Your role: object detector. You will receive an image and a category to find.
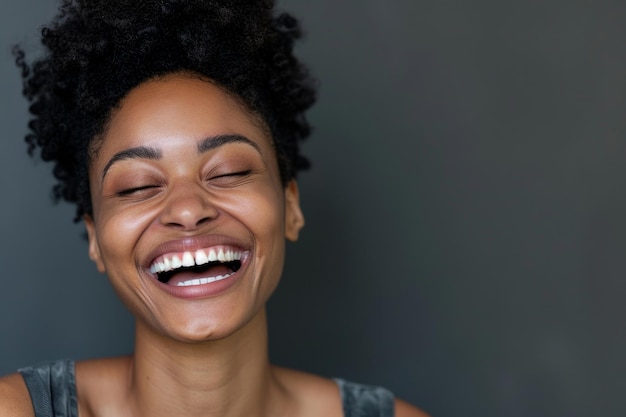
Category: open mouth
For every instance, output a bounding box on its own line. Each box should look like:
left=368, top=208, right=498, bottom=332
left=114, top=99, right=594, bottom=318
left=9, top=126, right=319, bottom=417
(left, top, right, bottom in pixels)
left=149, top=247, right=245, bottom=287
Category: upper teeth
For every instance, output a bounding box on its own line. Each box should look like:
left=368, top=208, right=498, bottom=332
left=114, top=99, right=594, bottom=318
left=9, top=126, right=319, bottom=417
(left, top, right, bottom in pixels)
left=150, top=248, right=243, bottom=274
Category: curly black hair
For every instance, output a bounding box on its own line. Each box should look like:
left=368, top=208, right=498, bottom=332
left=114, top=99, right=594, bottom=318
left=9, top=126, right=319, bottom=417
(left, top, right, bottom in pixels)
left=14, top=0, right=316, bottom=221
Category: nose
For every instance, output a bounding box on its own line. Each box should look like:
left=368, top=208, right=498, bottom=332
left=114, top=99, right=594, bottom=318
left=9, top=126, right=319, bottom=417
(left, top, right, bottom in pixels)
left=159, top=182, right=218, bottom=230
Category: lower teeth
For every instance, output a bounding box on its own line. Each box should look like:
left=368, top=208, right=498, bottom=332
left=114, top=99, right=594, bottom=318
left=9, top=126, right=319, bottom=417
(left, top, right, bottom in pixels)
left=176, top=273, right=232, bottom=287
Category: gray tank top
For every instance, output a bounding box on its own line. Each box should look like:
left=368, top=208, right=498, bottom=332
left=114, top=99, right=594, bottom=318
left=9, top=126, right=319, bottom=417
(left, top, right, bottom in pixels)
left=19, top=360, right=395, bottom=417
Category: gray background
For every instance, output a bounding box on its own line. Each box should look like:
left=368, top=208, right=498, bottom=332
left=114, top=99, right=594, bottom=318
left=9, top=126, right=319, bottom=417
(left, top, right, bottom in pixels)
left=1, top=1, right=625, bottom=416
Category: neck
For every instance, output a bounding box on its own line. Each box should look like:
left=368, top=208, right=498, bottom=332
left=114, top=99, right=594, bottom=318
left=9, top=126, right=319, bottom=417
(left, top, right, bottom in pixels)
left=125, top=309, right=288, bottom=417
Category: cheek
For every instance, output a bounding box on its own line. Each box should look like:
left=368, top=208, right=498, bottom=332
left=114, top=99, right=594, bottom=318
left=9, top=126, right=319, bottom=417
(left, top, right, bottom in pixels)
left=96, top=206, right=157, bottom=266
left=233, top=189, right=287, bottom=297
left=227, top=187, right=285, bottom=238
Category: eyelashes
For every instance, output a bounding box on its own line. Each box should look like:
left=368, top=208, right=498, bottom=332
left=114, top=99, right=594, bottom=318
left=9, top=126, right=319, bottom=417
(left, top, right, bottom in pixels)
left=115, top=170, right=254, bottom=197
left=117, top=185, right=161, bottom=197
left=205, top=169, right=254, bottom=187
left=209, top=169, right=252, bottom=180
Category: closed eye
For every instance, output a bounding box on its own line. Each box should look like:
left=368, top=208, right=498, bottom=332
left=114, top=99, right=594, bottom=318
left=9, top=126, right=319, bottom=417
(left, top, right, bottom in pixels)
left=117, top=185, right=160, bottom=196
left=207, top=170, right=254, bottom=187
left=211, top=170, right=252, bottom=179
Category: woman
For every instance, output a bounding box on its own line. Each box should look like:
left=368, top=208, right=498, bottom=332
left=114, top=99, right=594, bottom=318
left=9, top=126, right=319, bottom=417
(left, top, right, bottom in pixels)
left=0, top=1, right=429, bottom=416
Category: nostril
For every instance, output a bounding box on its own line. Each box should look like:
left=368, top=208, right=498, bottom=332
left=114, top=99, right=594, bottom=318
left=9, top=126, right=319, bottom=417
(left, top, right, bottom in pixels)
left=164, top=214, right=216, bottom=230
left=196, top=216, right=212, bottom=227
left=159, top=189, right=219, bottom=230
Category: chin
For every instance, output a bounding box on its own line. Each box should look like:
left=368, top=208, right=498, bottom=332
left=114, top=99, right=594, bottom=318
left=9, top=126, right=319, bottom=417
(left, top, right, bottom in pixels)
left=145, top=304, right=265, bottom=344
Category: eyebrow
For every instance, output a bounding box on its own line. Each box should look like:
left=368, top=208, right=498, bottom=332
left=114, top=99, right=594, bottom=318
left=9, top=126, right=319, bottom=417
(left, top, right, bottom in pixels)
left=101, top=134, right=262, bottom=182
left=197, top=134, right=262, bottom=155
left=101, top=146, right=162, bottom=182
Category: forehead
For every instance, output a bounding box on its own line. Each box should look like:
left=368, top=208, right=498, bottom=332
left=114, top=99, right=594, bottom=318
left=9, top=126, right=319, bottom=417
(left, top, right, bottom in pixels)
left=91, top=74, right=272, bottom=162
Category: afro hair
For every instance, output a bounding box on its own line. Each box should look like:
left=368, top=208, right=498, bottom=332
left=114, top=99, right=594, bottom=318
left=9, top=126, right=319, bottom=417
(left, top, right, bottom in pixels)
left=14, top=0, right=317, bottom=221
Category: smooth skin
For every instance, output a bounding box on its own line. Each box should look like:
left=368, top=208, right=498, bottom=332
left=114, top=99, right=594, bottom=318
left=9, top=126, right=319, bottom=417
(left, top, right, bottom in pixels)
left=0, top=74, right=430, bottom=417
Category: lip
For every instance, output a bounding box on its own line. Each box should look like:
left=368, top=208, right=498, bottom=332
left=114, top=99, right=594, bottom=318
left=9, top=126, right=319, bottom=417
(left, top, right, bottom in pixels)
left=144, top=234, right=251, bottom=267
left=141, top=234, right=252, bottom=300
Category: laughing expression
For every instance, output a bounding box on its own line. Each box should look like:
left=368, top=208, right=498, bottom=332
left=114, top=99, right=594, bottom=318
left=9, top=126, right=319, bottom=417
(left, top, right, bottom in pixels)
left=84, top=73, right=304, bottom=342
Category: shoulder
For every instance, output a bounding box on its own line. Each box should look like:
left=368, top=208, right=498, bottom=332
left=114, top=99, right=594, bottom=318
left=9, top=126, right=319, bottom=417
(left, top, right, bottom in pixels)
left=273, top=367, right=432, bottom=417
left=395, top=398, right=432, bottom=417
left=0, top=373, right=35, bottom=417
left=335, top=378, right=430, bottom=417
left=75, top=356, right=133, bottom=415
left=272, top=367, right=344, bottom=417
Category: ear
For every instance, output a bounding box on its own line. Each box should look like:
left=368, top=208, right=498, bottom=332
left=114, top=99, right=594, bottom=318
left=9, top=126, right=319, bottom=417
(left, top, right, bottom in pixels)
left=284, top=180, right=305, bottom=242
left=84, top=215, right=106, bottom=273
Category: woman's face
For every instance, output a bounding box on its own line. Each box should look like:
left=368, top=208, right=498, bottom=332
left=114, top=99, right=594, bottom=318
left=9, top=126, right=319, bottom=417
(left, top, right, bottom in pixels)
left=84, top=73, right=304, bottom=342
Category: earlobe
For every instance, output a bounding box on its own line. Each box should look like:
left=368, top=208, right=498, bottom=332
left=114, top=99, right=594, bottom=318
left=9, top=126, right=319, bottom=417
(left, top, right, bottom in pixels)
left=284, top=180, right=305, bottom=242
left=84, top=215, right=106, bottom=273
